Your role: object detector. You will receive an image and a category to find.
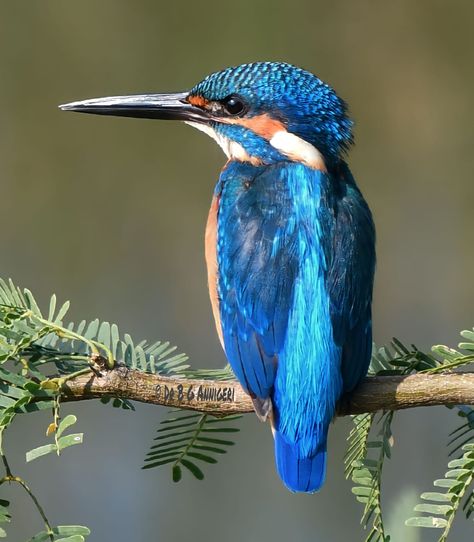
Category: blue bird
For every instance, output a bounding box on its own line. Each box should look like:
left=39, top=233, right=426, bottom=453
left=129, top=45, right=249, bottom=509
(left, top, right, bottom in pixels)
left=61, top=62, right=376, bottom=493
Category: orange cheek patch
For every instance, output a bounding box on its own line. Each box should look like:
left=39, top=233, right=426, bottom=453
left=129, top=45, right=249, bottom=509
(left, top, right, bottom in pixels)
left=187, top=95, right=209, bottom=108
left=224, top=113, right=286, bottom=140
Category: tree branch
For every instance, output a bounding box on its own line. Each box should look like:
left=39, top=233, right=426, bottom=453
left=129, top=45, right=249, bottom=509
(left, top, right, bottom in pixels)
left=60, top=366, right=474, bottom=417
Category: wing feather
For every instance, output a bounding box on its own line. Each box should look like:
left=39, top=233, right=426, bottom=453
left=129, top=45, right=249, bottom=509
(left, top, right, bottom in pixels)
left=216, top=163, right=298, bottom=398
left=327, top=164, right=376, bottom=392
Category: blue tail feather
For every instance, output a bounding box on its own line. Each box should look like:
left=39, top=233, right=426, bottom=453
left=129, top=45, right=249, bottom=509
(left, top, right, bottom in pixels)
left=274, top=431, right=327, bottom=493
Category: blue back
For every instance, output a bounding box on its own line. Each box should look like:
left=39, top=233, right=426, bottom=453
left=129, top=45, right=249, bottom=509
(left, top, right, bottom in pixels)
left=216, top=159, right=375, bottom=491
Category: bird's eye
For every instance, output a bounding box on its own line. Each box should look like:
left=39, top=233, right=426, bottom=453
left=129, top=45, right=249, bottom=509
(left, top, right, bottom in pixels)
left=221, top=95, right=246, bottom=116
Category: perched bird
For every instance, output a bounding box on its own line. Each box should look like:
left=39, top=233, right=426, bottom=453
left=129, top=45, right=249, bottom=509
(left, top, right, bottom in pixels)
left=60, top=62, right=376, bottom=493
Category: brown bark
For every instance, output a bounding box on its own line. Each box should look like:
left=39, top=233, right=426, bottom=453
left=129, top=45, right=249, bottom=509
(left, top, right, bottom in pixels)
left=60, top=366, right=474, bottom=417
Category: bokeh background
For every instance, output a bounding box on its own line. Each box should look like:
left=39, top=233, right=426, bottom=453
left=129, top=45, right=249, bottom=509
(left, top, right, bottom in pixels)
left=1, top=1, right=473, bottom=541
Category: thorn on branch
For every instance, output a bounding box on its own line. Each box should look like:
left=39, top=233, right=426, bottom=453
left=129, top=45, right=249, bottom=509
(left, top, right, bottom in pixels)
left=89, top=354, right=111, bottom=377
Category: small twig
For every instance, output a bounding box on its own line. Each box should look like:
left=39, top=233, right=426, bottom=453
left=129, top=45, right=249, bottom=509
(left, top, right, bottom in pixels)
left=173, top=414, right=207, bottom=470
left=0, top=476, right=54, bottom=541
left=1, top=415, right=54, bottom=540
left=0, top=432, right=54, bottom=542
left=0, top=440, right=12, bottom=478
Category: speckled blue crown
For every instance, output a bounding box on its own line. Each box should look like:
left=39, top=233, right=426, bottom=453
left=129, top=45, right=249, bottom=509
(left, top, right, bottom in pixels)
left=191, top=62, right=353, bottom=160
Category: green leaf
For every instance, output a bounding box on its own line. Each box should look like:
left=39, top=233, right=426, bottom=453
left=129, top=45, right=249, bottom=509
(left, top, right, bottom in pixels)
left=196, top=436, right=235, bottom=446
left=97, top=321, right=111, bottom=348
left=203, top=415, right=242, bottom=423
left=155, top=420, right=200, bottom=433
left=84, top=319, right=99, bottom=340
left=191, top=444, right=227, bottom=454
left=25, top=528, right=90, bottom=542
left=445, top=468, right=471, bottom=478
left=460, top=328, right=474, bottom=341
left=57, top=433, right=83, bottom=451
left=0, top=500, right=9, bottom=539
left=23, top=289, right=43, bottom=317
left=47, top=294, right=57, bottom=321
left=53, top=526, right=90, bottom=537
left=351, top=476, right=372, bottom=487
left=406, top=516, right=448, bottom=528
left=25, top=434, right=82, bottom=462
left=26, top=444, right=56, bottom=462
left=150, top=436, right=196, bottom=449
left=144, top=450, right=182, bottom=462
left=144, top=410, right=240, bottom=481
left=0, top=396, right=18, bottom=409
left=56, top=415, right=77, bottom=438
left=54, top=301, right=70, bottom=324
left=153, top=428, right=197, bottom=441
left=201, top=427, right=240, bottom=433
left=413, top=503, right=452, bottom=515
left=186, top=451, right=218, bottom=464
left=448, top=457, right=474, bottom=468
left=420, top=492, right=453, bottom=502
left=110, top=323, right=120, bottom=358
left=142, top=457, right=177, bottom=470
left=160, top=414, right=201, bottom=424
left=21, top=400, right=55, bottom=414
left=359, top=459, right=379, bottom=469
left=345, top=409, right=393, bottom=540
left=172, top=465, right=182, bottom=482
left=0, top=367, right=30, bottom=387
left=26, top=531, right=52, bottom=542
left=181, top=459, right=204, bottom=480
left=433, top=478, right=462, bottom=489
left=351, top=486, right=372, bottom=497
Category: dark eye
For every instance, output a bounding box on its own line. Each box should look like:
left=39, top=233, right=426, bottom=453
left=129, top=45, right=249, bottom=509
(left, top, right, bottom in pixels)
left=222, top=95, right=246, bottom=116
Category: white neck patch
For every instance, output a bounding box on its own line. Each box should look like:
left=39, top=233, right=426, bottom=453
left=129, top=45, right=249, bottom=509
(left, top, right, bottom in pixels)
left=185, top=121, right=325, bottom=171
left=269, top=131, right=326, bottom=171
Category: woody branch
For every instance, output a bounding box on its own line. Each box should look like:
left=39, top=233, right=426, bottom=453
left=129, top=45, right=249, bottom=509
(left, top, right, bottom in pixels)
left=59, top=365, right=474, bottom=417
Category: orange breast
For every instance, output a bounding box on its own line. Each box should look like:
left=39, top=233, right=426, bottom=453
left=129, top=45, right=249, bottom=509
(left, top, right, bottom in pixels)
left=205, top=196, right=224, bottom=348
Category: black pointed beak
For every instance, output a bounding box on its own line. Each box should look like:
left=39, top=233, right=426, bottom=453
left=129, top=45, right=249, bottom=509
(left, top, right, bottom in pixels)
left=59, top=92, right=211, bottom=123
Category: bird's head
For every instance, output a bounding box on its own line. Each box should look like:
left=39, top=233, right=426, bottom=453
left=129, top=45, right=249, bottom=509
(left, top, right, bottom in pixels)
left=61, top=62, right=353, bottom=170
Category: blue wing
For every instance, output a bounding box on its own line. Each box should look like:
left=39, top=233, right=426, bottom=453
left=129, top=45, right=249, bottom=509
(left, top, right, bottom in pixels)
left=216, top=162, right=299, bottom=399
left=215, top=160, right=375, bottom=493
left=327, top=163, right=376, bottom=392
left=216, top=161, right=375, bottom=398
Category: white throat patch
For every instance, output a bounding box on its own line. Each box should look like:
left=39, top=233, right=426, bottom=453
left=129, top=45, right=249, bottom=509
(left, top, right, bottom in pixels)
left=185, top=121, right=254, bottom=163
left=185, top=121, right=326, bottom=171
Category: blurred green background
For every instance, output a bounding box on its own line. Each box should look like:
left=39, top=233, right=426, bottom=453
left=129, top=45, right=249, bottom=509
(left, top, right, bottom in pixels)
left=1, top=1, right=473, bottom=540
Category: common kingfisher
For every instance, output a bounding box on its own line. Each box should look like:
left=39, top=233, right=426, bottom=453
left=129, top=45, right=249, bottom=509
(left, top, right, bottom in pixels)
left=61, top=62, right=376, bottom=493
